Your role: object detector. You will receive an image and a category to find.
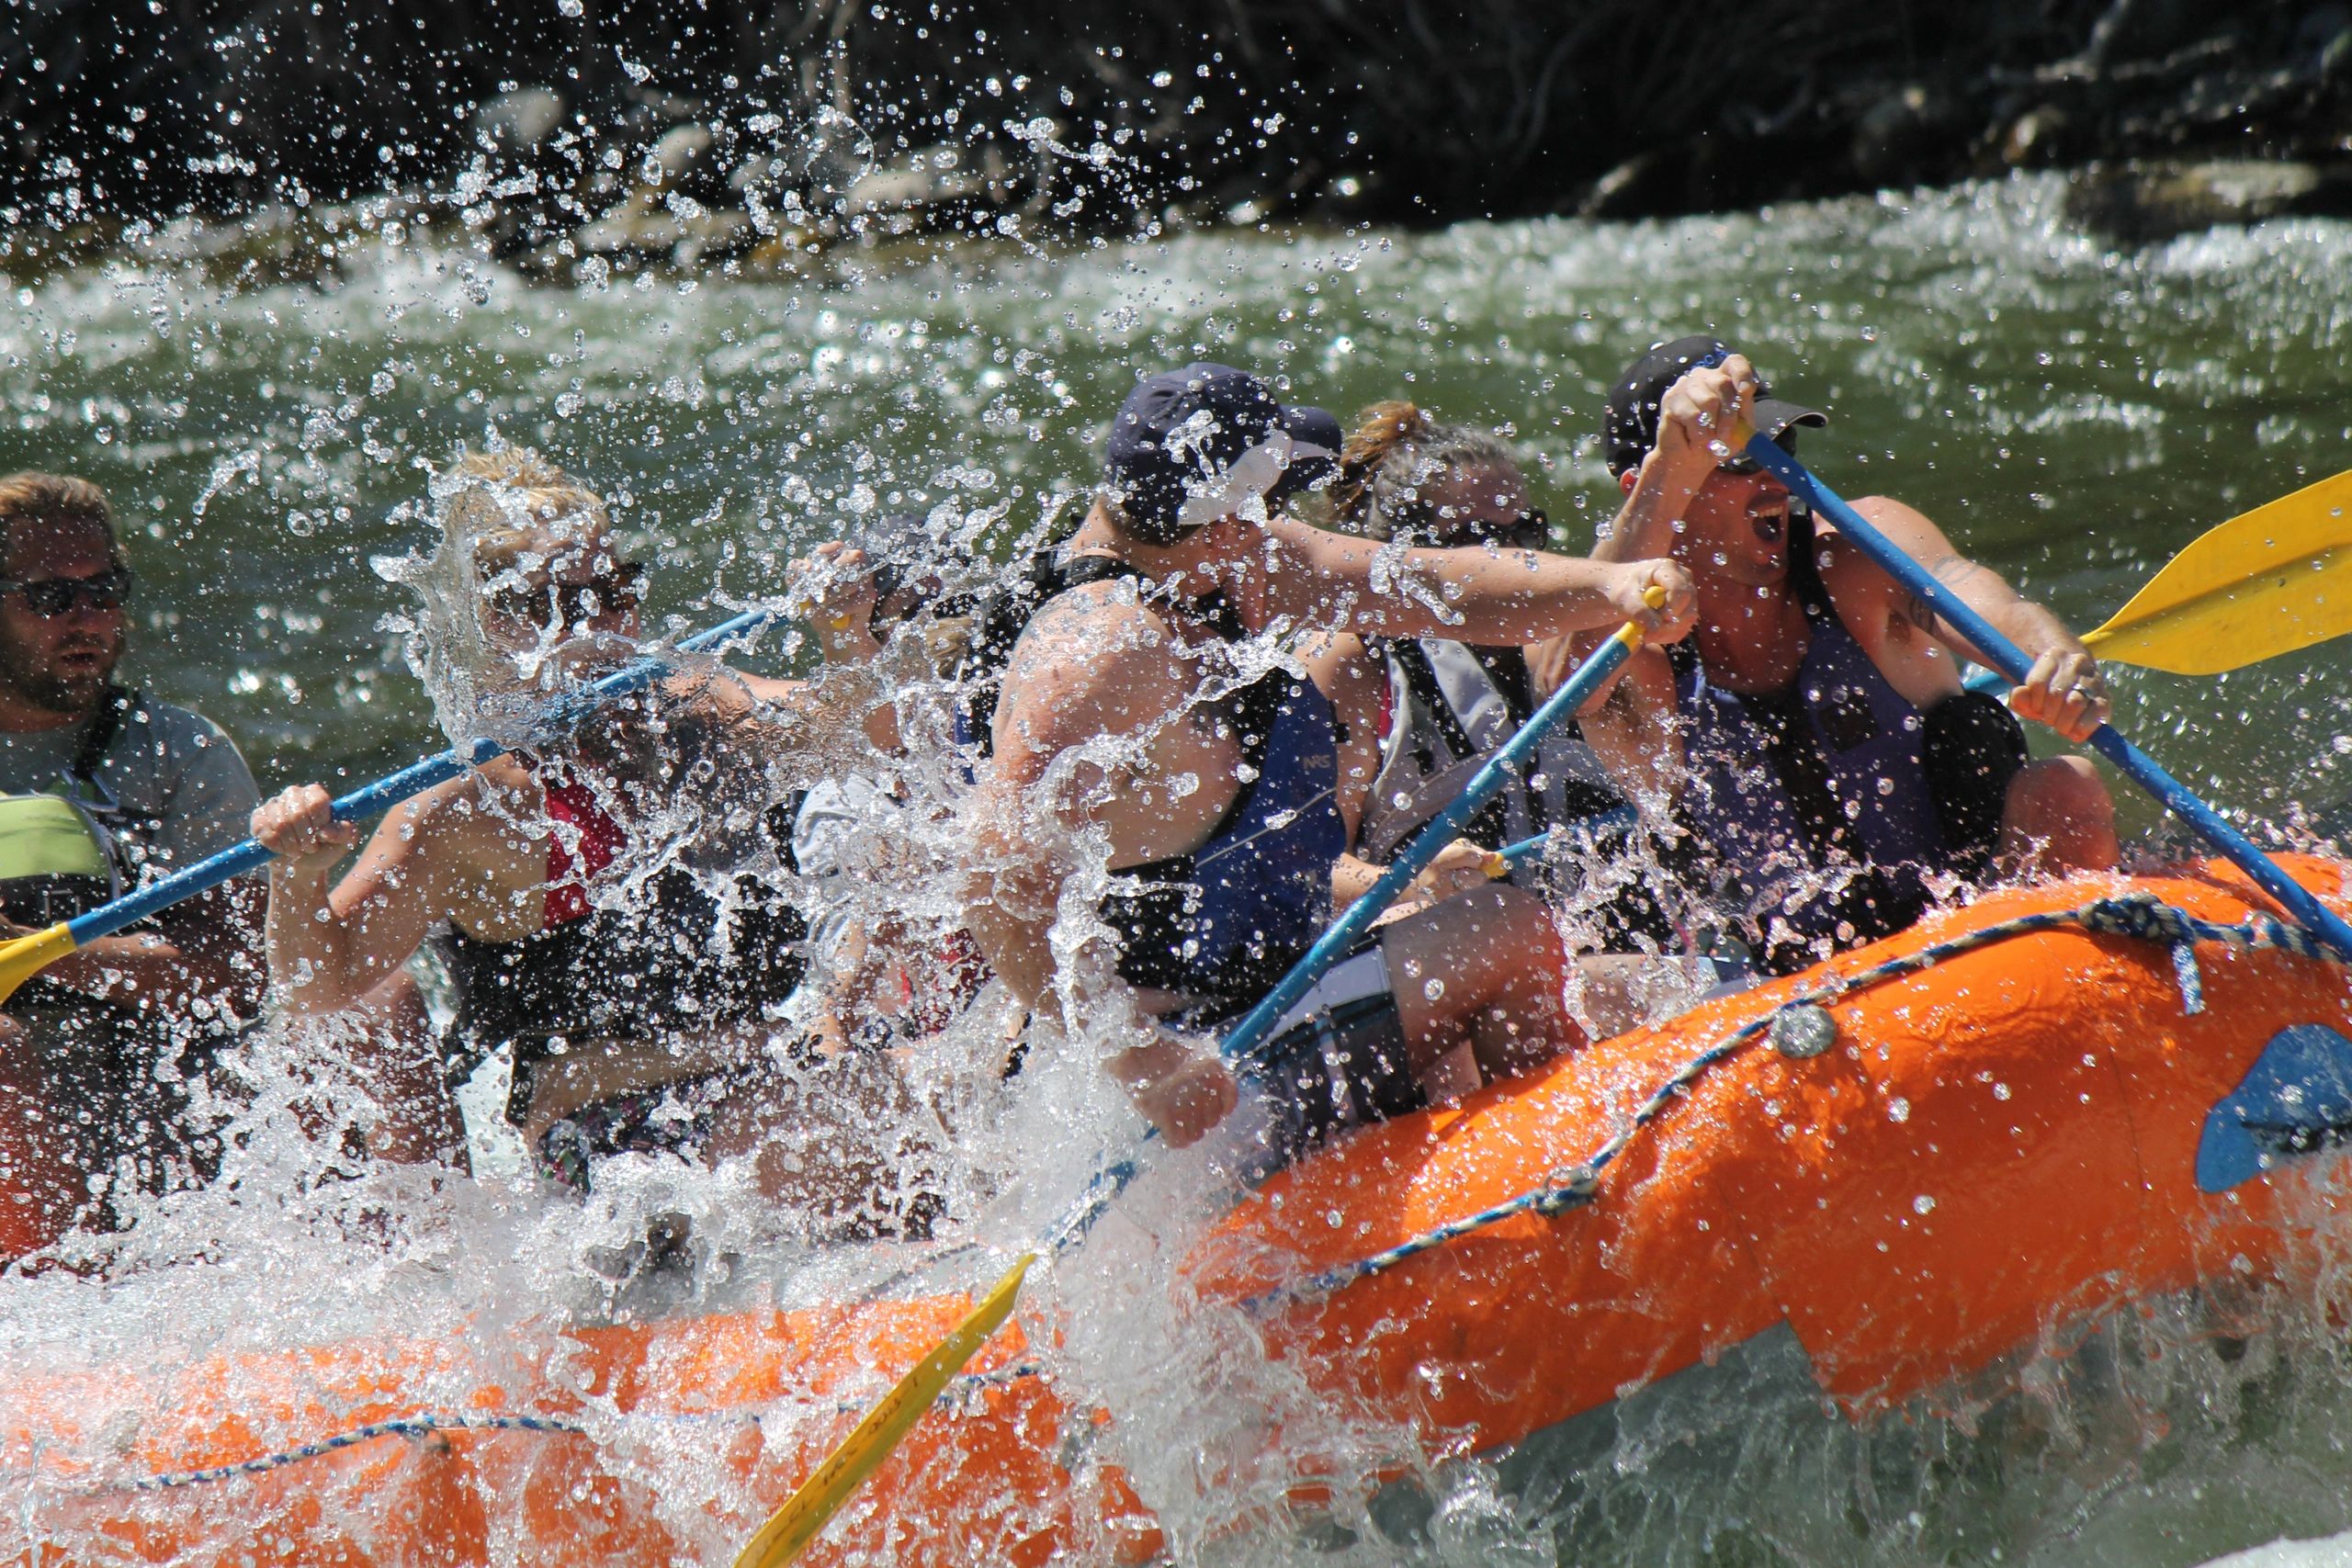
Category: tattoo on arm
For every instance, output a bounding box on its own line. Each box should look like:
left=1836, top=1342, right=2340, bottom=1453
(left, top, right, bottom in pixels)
left=1903, top=590, right=1947, bottom=640
left=1908, top=557, right=1990, bottom=639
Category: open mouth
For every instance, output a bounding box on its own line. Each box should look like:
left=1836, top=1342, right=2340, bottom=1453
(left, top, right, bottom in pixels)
left=1752, top=512, right=1786, bottom=545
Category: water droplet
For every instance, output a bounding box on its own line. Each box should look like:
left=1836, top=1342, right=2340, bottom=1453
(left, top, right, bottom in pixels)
left=1887, top=1097, right=1910, bottom=1122
left=1913, top=1194, right=1936, bottom=1215
left=1422, top=978, right=1445, bottom=1001
left=1877, top=776, right=1896, bottom=795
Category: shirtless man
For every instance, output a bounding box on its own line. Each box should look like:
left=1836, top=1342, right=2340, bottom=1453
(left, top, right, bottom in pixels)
left=1582, top=336, right=2118, bottom=973
left=967, top=363, right=1697, bottom=1166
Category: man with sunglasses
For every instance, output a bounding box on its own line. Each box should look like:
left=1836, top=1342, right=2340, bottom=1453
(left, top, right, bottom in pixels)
left=0, top=472, right=266, bottom=1241
left=1322, top=400, right=1653, bottom=932
left=1581, top=337, right=2118, bottom=975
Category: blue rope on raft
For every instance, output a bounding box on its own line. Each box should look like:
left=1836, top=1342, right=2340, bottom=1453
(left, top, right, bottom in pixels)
left=119, top=1413, right=585, bottom=1492
left=30, top=896, right=2341, bottom=1495
left=1250, top=893, right=2346, bottom=1308
left=50, top=1359, right=1050, bottom=1495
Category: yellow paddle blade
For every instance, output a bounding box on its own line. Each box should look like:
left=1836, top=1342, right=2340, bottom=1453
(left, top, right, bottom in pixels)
left=0, top=923, right=77, bottom=1008
left=2081, top=468, right=2352, bottom=676
left=731, top=1253, right=1035, bottom=1568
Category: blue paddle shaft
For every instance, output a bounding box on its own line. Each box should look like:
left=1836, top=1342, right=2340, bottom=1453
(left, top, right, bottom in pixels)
left=1498, top=807, right=1640, bottom=867
left=62, top=607, right=784, bottom=947
left=1218, top=622, right=1647, bottom=1064
left=1744, top=436, right=2352, bottom=963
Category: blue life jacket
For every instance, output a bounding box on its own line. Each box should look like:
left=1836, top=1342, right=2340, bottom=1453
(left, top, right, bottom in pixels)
left=1670, top=538, right=2012, bottom=973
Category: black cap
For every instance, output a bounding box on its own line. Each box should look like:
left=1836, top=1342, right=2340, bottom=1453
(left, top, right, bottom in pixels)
left=1601, top=335, right=1826, bottom=478
left=1103, top=363, right=1340, bottom=545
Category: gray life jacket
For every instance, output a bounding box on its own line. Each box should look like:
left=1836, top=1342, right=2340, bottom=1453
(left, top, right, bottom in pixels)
left=1354, top=638, right=1630, bottom=876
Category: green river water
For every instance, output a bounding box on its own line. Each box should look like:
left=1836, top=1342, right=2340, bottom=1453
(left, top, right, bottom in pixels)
left=5, top=173, right=2352, bottom=1566
left=6, top=175, right=2349, bottom=818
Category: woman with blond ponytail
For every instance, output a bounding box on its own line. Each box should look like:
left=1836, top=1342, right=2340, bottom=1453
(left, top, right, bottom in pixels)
left=1323, top=401, right=1668, bottom=943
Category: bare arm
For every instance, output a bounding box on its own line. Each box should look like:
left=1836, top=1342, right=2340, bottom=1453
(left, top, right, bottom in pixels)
left=254, top=775, right=535, bottom=1015
left=1831, top=496, right=2109, bottom=741
left=964, top=592, right=1247, bottom=1144
left=965, top=594, right=1211, bottom=1007
left=1223, top=517, right=1696, bottom=648
left=1590, top=354, right=1762, bottom=565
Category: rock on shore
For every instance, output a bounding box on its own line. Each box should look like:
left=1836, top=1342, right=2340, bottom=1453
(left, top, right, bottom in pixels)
left=3, top=1, right=2350, bottom=279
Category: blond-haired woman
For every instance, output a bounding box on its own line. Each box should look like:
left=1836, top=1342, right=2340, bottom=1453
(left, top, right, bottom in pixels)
left=253, top=450, right=935, bottom=1231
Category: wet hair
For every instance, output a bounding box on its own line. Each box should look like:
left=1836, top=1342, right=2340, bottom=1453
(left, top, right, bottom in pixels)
left=439, top=448, right=618, bottom=579
left=1327, top=401, right=1523, bottom=544
left=0, top=472, right=125, bottom=566
left=1098, top=486, right=1187, bottom=547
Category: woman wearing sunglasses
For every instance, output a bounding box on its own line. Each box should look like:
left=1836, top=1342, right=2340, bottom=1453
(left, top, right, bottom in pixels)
left=1319, top=402, right=1667, bottom=943
left=249, top=451, right=934, bottom=1234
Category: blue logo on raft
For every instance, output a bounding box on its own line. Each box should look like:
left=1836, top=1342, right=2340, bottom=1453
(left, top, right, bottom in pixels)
left=2196, top=1023, right=2352, bottom=1193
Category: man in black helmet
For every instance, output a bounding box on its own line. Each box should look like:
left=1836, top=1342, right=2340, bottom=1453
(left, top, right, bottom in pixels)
left=965, top=362, right=1700, bottom=1168
left=1582, top=337, right=2118, bottom=976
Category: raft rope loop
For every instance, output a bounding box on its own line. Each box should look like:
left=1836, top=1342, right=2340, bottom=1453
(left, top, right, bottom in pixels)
left=120, top=1413, right=584, bottom=1493
left=29, top=895, right=2339, bottom=1496
left=30, top=1359, right=1053, bottom=1497
left=1252, top=893, right=2345, bottom=1308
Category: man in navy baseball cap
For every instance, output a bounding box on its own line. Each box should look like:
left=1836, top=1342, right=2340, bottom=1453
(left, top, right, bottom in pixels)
left=1102, top=362, right=1343, bottom=544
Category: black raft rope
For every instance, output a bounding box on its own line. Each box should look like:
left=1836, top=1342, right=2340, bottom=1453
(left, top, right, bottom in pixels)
left=10, top=893, right=2341, bottom=1497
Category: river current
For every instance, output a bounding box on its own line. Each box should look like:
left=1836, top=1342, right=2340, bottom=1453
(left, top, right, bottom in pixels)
left=4, top=173, right=2352, bottom=1565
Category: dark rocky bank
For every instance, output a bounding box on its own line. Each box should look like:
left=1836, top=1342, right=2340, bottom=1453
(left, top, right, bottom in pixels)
left=5, top=0, right=2352, bottom=283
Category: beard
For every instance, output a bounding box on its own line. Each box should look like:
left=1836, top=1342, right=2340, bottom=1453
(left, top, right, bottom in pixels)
left=0, top=622, right=119, bottom=716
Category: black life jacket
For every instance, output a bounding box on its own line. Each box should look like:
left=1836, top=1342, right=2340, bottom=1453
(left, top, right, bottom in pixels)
left=967, top=550, right=1351, bottom=1017
left=435, top=762, right=808, bottom=1124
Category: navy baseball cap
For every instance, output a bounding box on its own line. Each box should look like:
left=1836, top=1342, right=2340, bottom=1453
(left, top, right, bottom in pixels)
left=1602, top=336, right=1826, bottom=478
left=1103, top=363, right=1340, bottom=544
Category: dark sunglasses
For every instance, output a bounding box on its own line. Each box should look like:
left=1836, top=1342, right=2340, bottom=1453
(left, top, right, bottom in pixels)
left=1432, top=508, right=1551, bottom=552
left=0, top=568, right=132, bottom=617
left=485, top=563, right=646, bottom=628
left=1716, top=429, right=1800, bottom=476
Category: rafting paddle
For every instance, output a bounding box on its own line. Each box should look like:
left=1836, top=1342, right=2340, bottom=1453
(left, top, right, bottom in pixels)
left=1743, top=436, right=2352, bottom=963
left=792, top=587, right=1681, bottom=1528
left=729, top=1253, right=1035, bottom=1568
left=2064, top=467, right=2352, bottom=675
left=0, top=606, right=786, bottom=1006
left=1218, top=585, right=1671, bottom=1066
left=1955, top=468, right=2352, bottom=689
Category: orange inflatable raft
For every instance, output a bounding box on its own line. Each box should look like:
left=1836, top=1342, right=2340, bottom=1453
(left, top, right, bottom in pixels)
left=7, top=859, right=2352, bottom=1566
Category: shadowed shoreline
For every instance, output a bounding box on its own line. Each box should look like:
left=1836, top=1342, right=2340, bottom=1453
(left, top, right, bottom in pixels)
left=5, top=0, right=2352, bottom=283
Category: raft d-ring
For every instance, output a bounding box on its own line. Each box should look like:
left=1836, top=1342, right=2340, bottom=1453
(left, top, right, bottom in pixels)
left=1770, top=1002, right=1838, bottom=1059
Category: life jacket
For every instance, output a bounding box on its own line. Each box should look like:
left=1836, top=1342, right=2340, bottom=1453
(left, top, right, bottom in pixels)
left=0, top=687, right=145, bottom=929
left=976, top=551, right=1351, bottom=1016
left=1354, top=638, right=1628, bottom=871
left=0, top=688, right=229, bottom=1241
left=436, top=765, right=809, bottom=1126
left=1668, top=526, right=2024, bottom=973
